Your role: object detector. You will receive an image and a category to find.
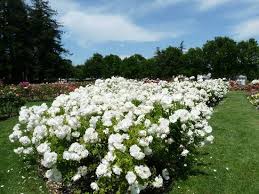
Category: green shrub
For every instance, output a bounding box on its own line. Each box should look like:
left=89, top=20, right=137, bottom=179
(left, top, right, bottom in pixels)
left=248, top=93, right=259, bottom=109
left=0, top=89, right=25, bottom=119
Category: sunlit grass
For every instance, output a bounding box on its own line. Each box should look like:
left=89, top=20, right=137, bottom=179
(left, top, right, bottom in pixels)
left=0, top=101, right=49, bottom=194
left=171, top=91, right=259, bottom=194
left=1, top=93, right=259, bottom=194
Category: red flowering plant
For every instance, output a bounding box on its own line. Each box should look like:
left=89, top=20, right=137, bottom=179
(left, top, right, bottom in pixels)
left=229, top=80, right=240, bottom=91
left=18, top=82, right=85, bottom=101
left=245, top=83, right=259, bottom=95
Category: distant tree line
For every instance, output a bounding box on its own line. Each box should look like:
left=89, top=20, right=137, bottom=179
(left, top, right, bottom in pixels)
left=0, top=1, right=258, bottom=83
left=75, top=37, right=259, bottom=80
left=0, top=0, right=72, bottom=83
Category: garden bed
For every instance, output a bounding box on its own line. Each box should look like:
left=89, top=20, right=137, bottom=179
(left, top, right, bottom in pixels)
left=8, top=77, right=228, bottom=194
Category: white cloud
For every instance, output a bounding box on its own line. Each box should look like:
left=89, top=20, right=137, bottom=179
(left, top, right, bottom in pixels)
left=124, top=0, right=187, bottom=16
left=119, top=55, right=131, bottom=59
left=137, top=0, right=231, bottom=13
left=150, top=0, right=186, bottom=9
left=50, top=0, right=79, bottom=13
left=196, top=0, right=232, bottom=11
left=232, top=18, right=259, bottom=39
left=131, top=0, right=232, bottom=14
left=47, top=0, right=180, bottom=45
left=60, top=11, right=176, bottom=43
left=225, top=0, right=259, bottom=19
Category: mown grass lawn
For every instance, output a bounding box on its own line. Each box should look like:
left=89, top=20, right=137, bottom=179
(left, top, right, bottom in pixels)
left=0, top=101, right=49, bottom=194
left=171, top=91, right=259, bottom=194
left=0, top=92, right=258, bottom=194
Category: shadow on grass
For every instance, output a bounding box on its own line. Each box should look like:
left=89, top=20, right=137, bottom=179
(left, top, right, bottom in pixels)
left=140, top=151, right=213, bottom=194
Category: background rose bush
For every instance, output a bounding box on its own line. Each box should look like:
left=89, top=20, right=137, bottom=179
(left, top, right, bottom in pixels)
left=17, top=82, right=86, bottom=101
left=229, top=80, right=259, bottom=95
left=0, top=82, right=88, bottom=102
left=0, top=86, right=25, bottom=119
left=9, top=77, right=228, bottom=194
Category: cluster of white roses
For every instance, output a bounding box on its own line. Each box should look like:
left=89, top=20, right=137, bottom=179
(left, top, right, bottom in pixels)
left=251, top=79, right=259, bottom=85
left=9, top=77, right=228, bottom=193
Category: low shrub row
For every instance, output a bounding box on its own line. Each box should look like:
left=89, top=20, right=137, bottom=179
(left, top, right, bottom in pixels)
left=0, top=82, right=88, bottom=118
left=0, top=82, right=88, bottom=102
left=0, top=88, right=25, bottom=119
left=229, top=80, right=259, bottom=94
left=9, top=77, right=228, bottom=194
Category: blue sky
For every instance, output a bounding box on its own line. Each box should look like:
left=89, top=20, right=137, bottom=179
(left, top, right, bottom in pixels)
left=48, top=0, right=259, bottom=64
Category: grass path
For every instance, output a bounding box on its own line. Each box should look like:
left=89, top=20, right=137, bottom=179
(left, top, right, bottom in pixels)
left=0, top=102, right=49, bottom=194
left=0, top=93, right=258, bottom=194
left=171, top=91, right=259, bottom=194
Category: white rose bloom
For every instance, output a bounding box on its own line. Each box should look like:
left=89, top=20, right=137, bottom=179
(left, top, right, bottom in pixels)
left=32, top=125, right=47, bottom=143
left=96, top=162, right=109, bottom=177
left=162, top=168, right=170, bottom=180
left=9, top=130, right=22, bottom=142
left=144, top=147, right=152, bottom=155
left=134, top=165, right=151, bottom=179
left=45, top=168, right=62, bottom=182
left=63, top=142, right=88, bottom=161
left=181, top=149, right=189, bottom=157
left=89, top=116, right=100, bottom=128
left=72, top=166, right=88, bottom=182
left=54, top=125, right=71, bottom=139
left=71, top=131, right=80, bottom=138
left=144, top=119, right=151, bottom=127
left=83, top=128, right=99, bottom=143
left=138, top=130, right=147, bottom=137
left=167, top=138, right=174, bottom=144
left=112, top=165, right=122, bottom=175
left=90, top=182, right=99, bottom=191
left=152, top=175, right=163, bottom=188
left=104, top=151, right=116, bottom=162
left=72, top=174, right=81, bottom=182
left=206, top=135, right=214, bottom=143
left=108, top=133, right=126, bottom=151
left=204, top=126, right=212, bottom=133
left=23, top=147, right=33, bottom=155
left=169, top=109, right=190, bottom=123
left=115, top=117, right=133, bottom=132
left=19, top=136, right=31, bottom=146
left=78, top=166, right=88, bottom=176
left=126, top=171, right=137, bottom=185
left=37, top=142, right=51, bottom=155
left=41, top=152, right=58, bottom=168
left=130, top=145, right=145, bottom=160
left=14, top=147, right=24, bottom=155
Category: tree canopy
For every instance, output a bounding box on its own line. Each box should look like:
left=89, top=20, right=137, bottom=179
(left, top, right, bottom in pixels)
left=0, top=0, right=258, bottom=83
left=0, top=0, right=71, bottom=83
left=78, top=37, right=259, bottom=80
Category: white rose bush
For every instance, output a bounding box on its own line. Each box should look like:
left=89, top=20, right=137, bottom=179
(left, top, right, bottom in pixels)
left=9, top=77, right=228, bottom=193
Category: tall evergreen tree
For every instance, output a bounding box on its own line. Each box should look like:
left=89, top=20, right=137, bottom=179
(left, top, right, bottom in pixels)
left=29, top=0, right=66, bottom=82
left=0, top=0, right=32, bottom=83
